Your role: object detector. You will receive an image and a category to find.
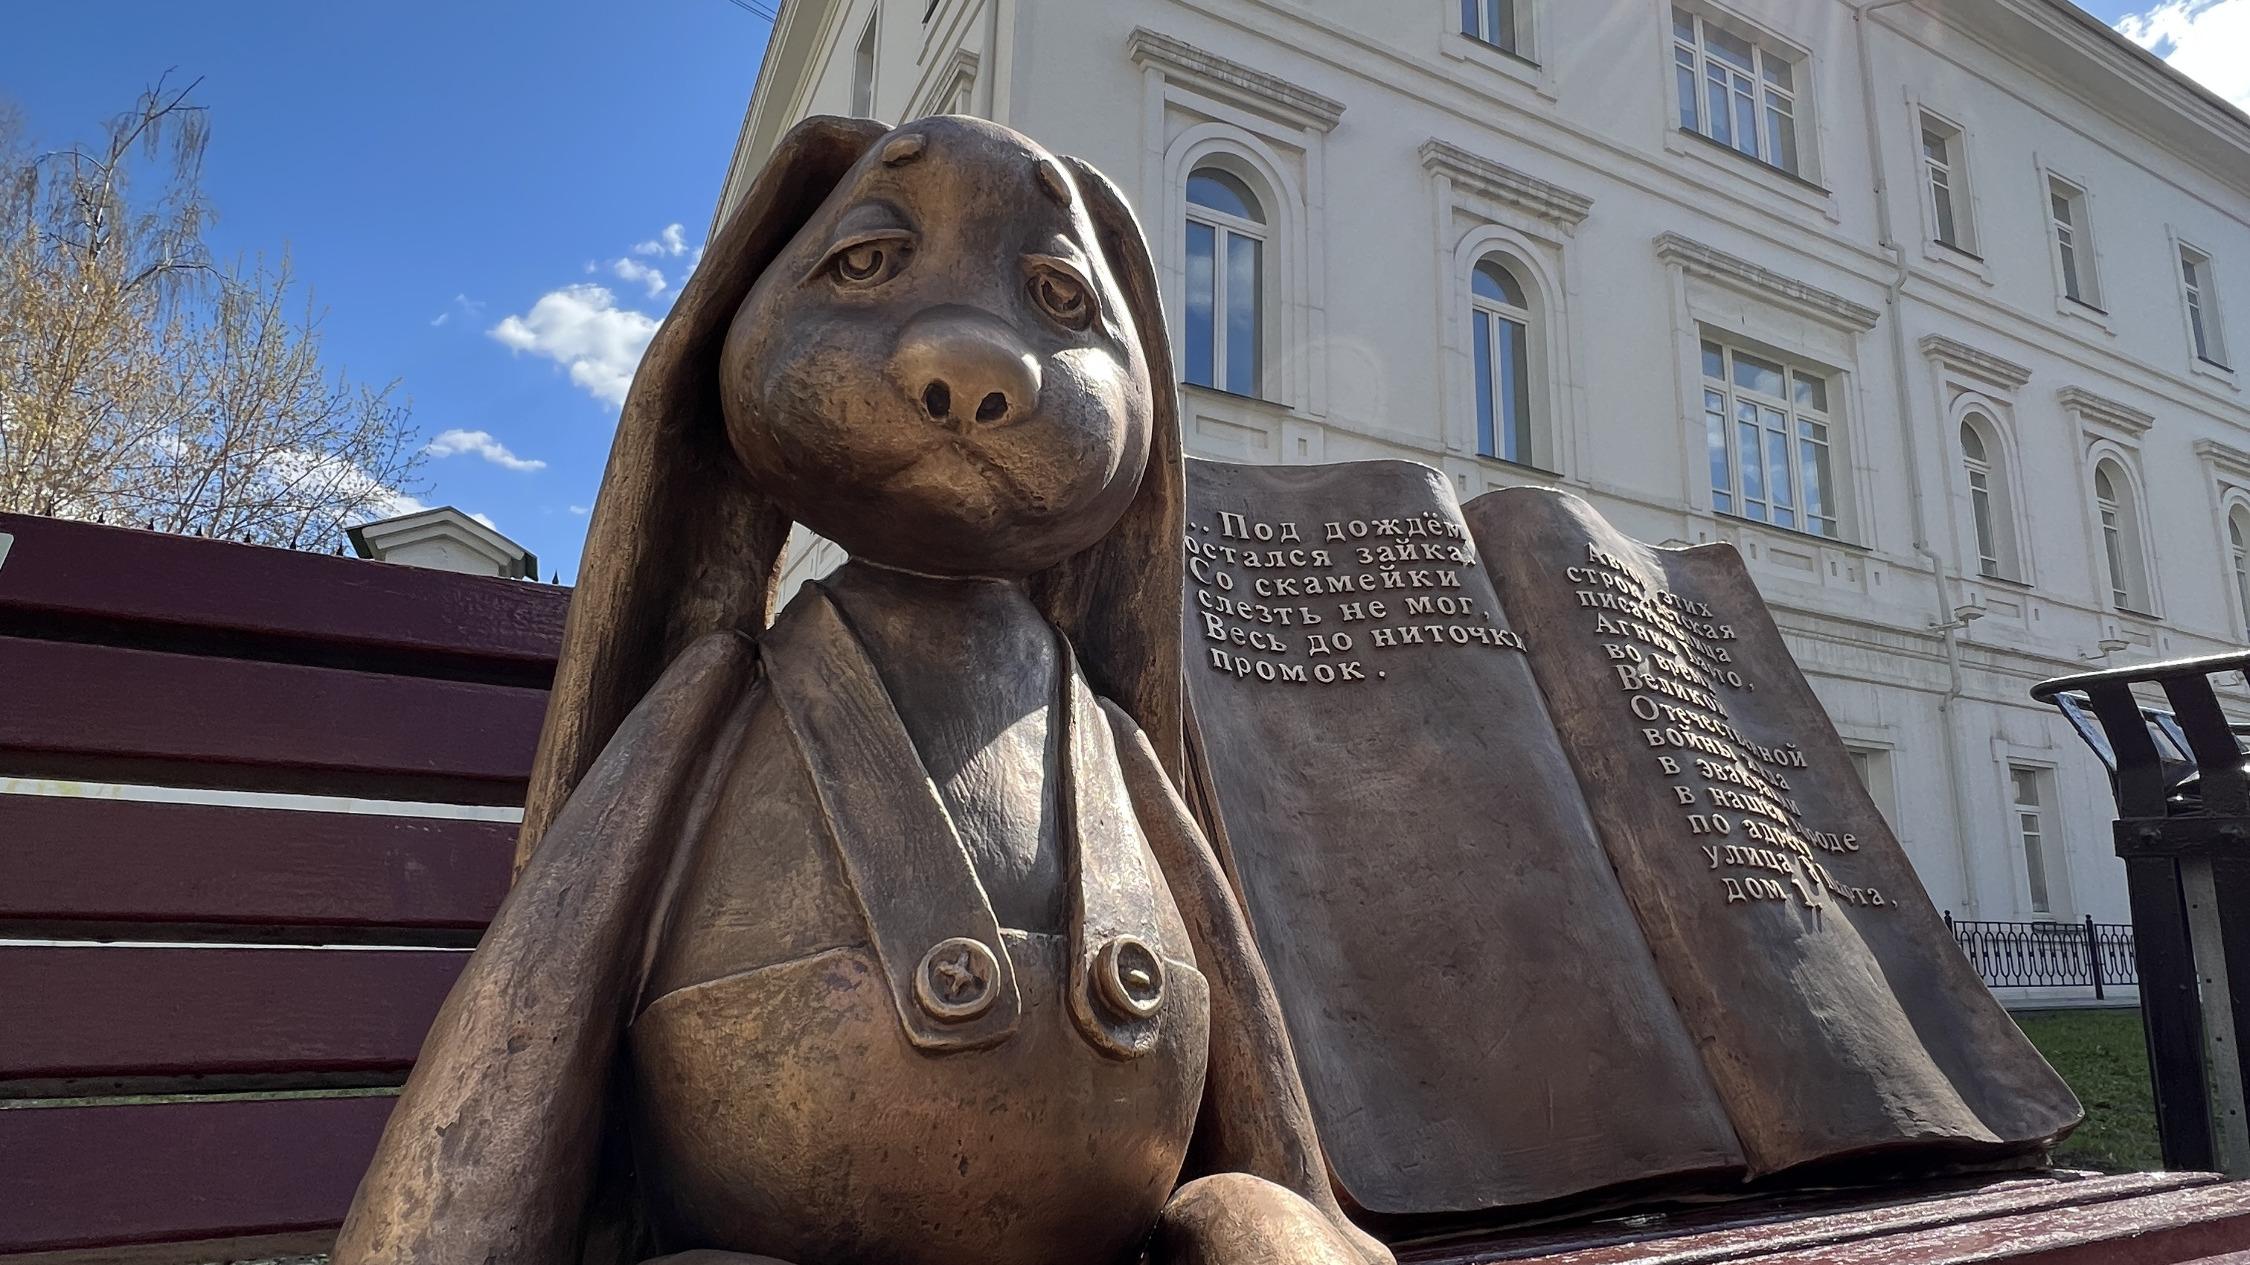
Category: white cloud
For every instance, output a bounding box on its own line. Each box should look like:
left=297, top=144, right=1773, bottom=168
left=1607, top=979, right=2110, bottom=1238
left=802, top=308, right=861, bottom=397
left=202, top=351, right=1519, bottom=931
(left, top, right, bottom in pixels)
left=489, top=283, right=661, bottom=406
left=2117, top=0, right=2250, bottom=113
left=425, top=428, right=547, bottom=472
left=569, top=503, right=591, bottom=516
left=430, top=293, right=485, bottom=328
left=470, top=510, right=500, bottom=531
left=633, top=223, right=690, bottom=257
left=611, top=256, right=668, bottom=298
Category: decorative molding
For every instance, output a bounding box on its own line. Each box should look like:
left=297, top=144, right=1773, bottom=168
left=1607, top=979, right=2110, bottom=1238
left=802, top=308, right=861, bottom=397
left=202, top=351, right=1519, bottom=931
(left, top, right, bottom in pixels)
left=1419, top=139, right=1592, bottom=231
left=1918, top=334, right=2031, bottom=392
left=916, top=48, right=979, bottom=118
left=1652, top=232, right=1880, bottom=333
left=2195, top=438, right=2250, bottom=486
left=2058, top=386, right=2155, bottom=442
left=1127, top=28, right=1345, bottom=133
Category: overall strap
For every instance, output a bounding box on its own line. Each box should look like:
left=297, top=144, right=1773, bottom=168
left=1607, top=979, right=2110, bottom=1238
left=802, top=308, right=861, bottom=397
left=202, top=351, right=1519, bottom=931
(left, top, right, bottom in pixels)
left=760, top=588, right=1021, bottom=1052
left=1061, top=646, right=1171, bottom=1059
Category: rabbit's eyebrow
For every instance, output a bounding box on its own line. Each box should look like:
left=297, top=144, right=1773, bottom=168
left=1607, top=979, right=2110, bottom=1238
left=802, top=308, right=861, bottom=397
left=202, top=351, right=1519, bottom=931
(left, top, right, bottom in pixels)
left=1026, top=235, right=1090, bottom=269
left=827, top=201, right=914, bottom=240
left=1033, top=159, right=1072, bottom=206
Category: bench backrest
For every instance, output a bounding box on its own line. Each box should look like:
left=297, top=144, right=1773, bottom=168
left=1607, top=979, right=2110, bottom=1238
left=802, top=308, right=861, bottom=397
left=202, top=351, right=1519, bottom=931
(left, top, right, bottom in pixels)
left=0, top=512, right=565, bottom=1263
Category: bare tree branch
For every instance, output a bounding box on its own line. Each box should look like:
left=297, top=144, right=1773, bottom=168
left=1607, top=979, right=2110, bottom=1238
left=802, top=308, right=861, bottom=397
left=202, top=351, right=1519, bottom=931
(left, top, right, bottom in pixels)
left=0, top=77, right=424, bottom=550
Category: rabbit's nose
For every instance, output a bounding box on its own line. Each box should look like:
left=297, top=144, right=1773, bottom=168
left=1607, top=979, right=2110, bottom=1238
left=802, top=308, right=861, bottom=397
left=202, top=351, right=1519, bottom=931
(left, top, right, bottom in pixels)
left=891, top=307, right=1042, bottom=430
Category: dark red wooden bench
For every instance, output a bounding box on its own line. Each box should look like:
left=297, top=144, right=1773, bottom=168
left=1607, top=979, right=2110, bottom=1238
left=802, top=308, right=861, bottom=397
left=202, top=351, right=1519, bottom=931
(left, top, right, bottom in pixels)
left=3, top=511, right=2246, bottom=1263
left=0, top=512, right=564, bottom=1263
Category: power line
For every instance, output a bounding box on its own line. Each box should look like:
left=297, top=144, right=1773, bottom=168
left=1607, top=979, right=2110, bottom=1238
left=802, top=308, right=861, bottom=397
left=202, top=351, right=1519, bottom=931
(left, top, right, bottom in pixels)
left=722, top=0, right=780, bottom=22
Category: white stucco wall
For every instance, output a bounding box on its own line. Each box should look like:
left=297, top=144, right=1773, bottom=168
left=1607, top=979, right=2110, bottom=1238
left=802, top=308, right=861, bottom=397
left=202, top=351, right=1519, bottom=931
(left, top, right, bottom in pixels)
left=726, top=0, right=2250, bottom=935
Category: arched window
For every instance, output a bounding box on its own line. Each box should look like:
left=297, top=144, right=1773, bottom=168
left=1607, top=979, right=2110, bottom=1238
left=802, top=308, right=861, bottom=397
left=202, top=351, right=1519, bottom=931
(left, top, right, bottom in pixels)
left=1184, top=168, right=1264, bottom=397
left=1958, top=413, right=2018, bottom=581
left=2093, top=459, right=2149, bottom=612
left=1471, top=257, right=1533, bottom=465
left=1962, top=422, right=1997, bottom=577
left=2229, top=504, right=2250, bottom=632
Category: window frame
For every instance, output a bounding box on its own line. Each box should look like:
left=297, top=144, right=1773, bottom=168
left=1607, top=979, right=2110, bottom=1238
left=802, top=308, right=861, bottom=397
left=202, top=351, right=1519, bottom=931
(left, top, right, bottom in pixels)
left=2008, top=763, right=2058, bottom=918
left=1459, top=0, right=1531, bottom=61
left=1469, top=255, right=1537, bottom=466
left=2179, top=240, right=2231, bottom=371
left=1844, top=743, right=1897, bottom=829
left=2092, top=456, right=2152, bottom=615
left=2229, top=500, right=2250, bottom=637
left=2046, top=173, right=2102, bottom=313
left=1917, top=110, right=1976, bottom=257
left=1954, top=408, right=2024, bottom=584
left=1963, top=422, right=1999, bottom=579
left=1700, top=335, right=1843, bottom=540
left=849, top=8, right=879, bottom=119
left=1183, top=166, right=1269, bottom=400
left=1670, top=5, right=1810, bottom=180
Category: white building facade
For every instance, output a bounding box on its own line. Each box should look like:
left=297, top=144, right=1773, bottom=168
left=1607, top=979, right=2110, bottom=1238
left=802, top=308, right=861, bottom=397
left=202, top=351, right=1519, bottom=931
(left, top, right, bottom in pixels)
left=719, top=0, right=2250, bottom=937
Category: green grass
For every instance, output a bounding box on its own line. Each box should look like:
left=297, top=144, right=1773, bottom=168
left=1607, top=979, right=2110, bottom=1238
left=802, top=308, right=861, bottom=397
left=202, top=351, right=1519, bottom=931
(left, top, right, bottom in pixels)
left=2013, top=1007, right=2162, bottom=1172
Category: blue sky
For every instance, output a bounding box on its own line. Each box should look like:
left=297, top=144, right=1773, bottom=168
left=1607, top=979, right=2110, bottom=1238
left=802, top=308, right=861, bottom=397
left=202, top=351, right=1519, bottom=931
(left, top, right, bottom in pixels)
left=1, top=1, right=2241, bottom=580
left=0, top=1, right=774, bottom=579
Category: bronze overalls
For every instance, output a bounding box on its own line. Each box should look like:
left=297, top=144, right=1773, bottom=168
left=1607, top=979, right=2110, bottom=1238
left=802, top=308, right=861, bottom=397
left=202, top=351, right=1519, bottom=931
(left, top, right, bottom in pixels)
left=629, top=590, right=1211, bottom=1265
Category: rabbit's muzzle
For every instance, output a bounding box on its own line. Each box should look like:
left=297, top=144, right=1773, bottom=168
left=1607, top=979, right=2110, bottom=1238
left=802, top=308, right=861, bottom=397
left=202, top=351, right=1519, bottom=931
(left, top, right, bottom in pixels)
left=888, top=305, right=1044, bottom=434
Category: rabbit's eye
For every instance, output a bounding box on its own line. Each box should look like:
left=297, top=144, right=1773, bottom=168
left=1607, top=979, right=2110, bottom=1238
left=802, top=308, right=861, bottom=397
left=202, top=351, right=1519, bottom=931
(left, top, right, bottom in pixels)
left=1030, top=269, right=1093, bottom=330
left=830, top=239, right=908, bottom=286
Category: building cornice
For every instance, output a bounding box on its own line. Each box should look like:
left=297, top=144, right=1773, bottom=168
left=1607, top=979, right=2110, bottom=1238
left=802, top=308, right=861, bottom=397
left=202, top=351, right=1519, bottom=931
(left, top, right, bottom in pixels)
left=2020, top=0, right=2250, bottom=152
left=1918, top=334, right=2032, bottom=392
left=2059, top=386, right=2156, bottom=441
left=2194, top=438, right=2250, bottom=485
left=1653, top=232, right=1880, bottom=333
left=715, top=0, right=840, bottom=228
left=1419, top=139, right=1593, bottom=230
left=1127, top=27, right=1345, bottom=133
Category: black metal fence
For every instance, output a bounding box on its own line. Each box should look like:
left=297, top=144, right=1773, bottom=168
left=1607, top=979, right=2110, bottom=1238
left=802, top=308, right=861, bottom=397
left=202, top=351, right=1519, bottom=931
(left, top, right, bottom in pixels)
left=1946, top=913, right=2139, bottom=999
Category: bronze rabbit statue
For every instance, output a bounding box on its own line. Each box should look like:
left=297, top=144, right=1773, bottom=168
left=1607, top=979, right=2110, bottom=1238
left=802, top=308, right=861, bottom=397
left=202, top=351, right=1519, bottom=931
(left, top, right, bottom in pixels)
left=333, top=115, right=1390, bottom=1265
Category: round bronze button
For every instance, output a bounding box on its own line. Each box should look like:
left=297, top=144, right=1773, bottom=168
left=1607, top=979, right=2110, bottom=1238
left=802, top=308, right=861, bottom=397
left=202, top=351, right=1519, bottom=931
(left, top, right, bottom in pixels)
left=1095, top=935, right=1165, bottom=1020
left=915, top=936, right=999, bottom=1023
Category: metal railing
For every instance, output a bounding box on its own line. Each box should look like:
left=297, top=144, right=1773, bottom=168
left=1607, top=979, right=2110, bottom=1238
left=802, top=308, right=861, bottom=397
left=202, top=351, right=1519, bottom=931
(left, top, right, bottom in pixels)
left=2034, top=647, right=2250, bottom=1172
left=1946, top=913, right=2138, bottom=999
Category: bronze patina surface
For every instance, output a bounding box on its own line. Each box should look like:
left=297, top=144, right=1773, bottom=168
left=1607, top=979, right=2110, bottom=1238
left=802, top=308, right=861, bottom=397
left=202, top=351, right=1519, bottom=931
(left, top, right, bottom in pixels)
left=1180, top=459, right=1742, bottom=1217
left=1468, top=486, right=2081, bottom=1174
left=334, top=116, right=1385, bottom=1265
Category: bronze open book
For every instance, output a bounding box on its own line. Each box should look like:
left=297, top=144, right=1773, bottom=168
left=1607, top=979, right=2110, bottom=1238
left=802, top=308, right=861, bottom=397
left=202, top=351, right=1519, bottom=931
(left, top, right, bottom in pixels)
left=1181, top=457, right=2081, bottom=1222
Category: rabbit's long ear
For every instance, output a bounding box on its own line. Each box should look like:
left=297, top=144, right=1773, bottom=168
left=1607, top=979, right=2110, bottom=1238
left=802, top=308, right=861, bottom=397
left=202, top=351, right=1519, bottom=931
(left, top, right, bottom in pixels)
left=517, top=115, right=890, bottom=870
left=1035, top=156, right=1185, bottom=782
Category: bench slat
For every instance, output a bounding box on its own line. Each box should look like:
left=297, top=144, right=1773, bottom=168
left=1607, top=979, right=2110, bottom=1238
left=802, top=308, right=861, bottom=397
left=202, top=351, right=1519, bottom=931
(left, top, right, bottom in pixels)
left=1408, top=1172, right=2225, bottom=1264
left=0, top=636, right=545, bottom=803
left=0, top=796, right=512, bottom=934
left=1732, top=1181, right=2250, bottom=1263
left=0, top=1096, right=393, bottom=1254
left=0, top=511, right=566, bottom=671
left=0, top=946, right=463, bottom=1086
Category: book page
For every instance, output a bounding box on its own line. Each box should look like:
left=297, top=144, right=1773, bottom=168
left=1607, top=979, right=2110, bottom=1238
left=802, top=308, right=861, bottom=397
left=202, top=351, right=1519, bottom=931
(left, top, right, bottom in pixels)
left=1182, top=458, right=1742, bottom=1217
left=1467, top=486, right=2080, bottom=1173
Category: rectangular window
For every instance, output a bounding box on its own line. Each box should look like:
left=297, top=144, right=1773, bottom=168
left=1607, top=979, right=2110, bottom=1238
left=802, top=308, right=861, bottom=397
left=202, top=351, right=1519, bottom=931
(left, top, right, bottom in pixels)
left=1847, top=745, right=1896, bottom=828
left=2182, top=244, right=2229, bottom=368
left=2049, top=176, right=2099, bottom=309
left=1919, top=113, right=1973, bottom=253
left=2010, top=765, right=2054, bottom=916
left=851, top=11, right=879, bottom=118
left=1672, top=6, right=1805, bottom=177
left=1701, top=337, right=1839, bottom=538
left=1461, top=0, right=1523, bottom=56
